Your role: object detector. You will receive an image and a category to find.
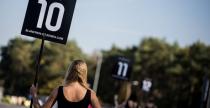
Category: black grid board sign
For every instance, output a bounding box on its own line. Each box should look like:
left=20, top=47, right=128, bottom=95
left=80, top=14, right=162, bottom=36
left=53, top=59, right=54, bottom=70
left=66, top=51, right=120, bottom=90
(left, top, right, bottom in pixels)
left=112, top=56, right=132, bottom=80
left=21, top=0, right=76, bottom=44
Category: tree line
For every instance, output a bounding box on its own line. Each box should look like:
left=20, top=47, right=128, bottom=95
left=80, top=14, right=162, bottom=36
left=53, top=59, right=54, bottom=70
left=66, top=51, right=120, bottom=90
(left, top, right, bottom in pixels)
left=0, top=37, right=210, bottom=108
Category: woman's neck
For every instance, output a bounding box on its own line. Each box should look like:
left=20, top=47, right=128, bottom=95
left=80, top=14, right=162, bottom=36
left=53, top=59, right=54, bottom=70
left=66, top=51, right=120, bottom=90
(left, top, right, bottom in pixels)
left=64, top=81, right=79, bottom=86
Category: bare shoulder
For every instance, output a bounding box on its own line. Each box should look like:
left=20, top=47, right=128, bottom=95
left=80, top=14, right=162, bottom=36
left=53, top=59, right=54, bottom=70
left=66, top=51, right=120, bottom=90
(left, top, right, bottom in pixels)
left=90, top=89, right=96, bottom=96
left=89, top=89, right=101, bottom=108
left=89, top=89, right=97, bottom=99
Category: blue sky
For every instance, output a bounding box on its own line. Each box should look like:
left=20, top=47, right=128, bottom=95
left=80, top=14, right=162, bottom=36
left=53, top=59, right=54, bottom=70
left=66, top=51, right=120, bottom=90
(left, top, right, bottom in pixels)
left=0, top=0, right=210, bottom=54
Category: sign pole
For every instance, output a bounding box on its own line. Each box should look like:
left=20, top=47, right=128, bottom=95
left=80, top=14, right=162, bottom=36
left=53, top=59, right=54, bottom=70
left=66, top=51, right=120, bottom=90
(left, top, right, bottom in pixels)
left=21, top=0, right=77, bottom=107
left=30, top=37, right=45, bottom=108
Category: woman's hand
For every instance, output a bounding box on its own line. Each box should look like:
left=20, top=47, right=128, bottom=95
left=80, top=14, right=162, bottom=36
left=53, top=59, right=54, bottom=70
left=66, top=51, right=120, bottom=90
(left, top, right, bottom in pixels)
left=30, top=84, right=41, bottom=108
left=30, top=84, right=38, bottom=97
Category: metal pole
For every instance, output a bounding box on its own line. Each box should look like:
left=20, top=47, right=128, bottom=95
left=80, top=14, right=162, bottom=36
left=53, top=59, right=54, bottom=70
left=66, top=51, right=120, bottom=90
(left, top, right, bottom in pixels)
left=200, top=75, right=209, bottom=108
left=30, top=38, right=45, bottom=108
left=207, top=86, right=210, bottom=108
left=93, top=51, right=103, bottom=94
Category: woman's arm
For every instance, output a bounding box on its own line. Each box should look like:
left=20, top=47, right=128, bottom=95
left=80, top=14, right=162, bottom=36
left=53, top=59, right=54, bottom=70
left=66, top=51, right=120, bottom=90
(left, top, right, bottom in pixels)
left=30, top=85, right=41, bottom=108
left=90, top=90, right=101, bottom=108
left=30, top=85, right=58, bottom=108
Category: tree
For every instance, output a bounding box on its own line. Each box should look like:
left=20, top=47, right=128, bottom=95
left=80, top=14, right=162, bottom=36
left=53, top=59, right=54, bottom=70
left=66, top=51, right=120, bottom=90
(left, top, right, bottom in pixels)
left=0, top=37, right=86, bottom=96
left=97, top=37, right=210, bottom=108
left=0, top=38, right=34, bottom=95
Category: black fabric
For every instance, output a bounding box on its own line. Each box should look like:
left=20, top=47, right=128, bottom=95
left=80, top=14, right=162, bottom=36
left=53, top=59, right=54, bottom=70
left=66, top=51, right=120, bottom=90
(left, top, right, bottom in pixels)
left=56, top=86, right=91, bottom=108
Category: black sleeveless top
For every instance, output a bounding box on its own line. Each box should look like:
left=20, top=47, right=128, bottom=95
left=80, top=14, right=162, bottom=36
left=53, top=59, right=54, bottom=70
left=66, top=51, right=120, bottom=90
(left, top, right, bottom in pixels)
left=56, top=86, right=91, bottom=108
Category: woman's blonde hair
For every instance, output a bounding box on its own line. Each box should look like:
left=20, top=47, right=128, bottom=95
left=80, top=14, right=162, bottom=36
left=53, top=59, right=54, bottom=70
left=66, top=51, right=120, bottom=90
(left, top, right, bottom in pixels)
left=118, top=81, right=131, bottom=104
left=64, top=60, right=89, bottom=89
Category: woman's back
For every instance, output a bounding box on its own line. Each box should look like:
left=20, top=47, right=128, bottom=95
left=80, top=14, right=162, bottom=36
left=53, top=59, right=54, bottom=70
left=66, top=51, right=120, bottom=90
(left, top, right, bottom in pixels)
left=57, top=82, right=91, bottom=108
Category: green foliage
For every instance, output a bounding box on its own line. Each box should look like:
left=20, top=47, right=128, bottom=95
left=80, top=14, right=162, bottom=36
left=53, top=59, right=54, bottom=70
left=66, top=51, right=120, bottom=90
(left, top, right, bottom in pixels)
left=0, top=37, right=86, bottom=96
left=97, top=37, right=210, bottom=108
left=0, top=37, right=209, bottom=108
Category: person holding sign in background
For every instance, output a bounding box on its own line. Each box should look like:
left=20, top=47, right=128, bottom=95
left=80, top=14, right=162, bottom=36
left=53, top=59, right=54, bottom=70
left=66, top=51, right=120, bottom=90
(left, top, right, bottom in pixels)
left=30, top=60, right=101, bottom=108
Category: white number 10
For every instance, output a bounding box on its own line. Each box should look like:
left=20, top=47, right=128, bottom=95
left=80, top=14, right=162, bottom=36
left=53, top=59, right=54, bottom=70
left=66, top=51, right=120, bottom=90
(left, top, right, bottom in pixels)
left=37, top=0, right=65, bottom=31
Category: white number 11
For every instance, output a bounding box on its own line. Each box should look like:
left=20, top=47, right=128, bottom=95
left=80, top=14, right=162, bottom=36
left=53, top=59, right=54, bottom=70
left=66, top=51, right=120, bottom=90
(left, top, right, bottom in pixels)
left=117, top=62, right=128, bottom=77
left=37, top=0, right=65, bottom=31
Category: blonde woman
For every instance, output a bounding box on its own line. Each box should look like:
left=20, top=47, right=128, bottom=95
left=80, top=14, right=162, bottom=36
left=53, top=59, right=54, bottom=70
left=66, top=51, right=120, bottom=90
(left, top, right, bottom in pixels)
left=30, top=60, right=101, bottom=108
